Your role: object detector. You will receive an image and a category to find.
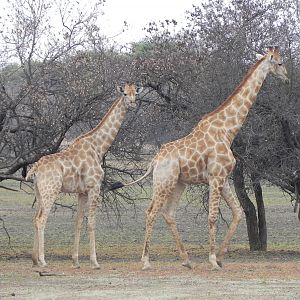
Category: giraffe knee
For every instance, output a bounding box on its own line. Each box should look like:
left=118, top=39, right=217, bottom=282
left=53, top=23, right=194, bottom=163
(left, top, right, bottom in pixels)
left=78, top=216, right=84, bottom=226
left=164, top=217, right=172, bottom=226
left=88, top=219, right=96, bottom=231
left=146, top=202, right=154, bottom=215
left=145, top=215, right=155, bottom=228
left=208, top=214, right=218, bottom=227
left=235, top=207, right=243, bottom=222
left=162, top=213, right=175, bottom=226
left=34, top=208, right=46, bottom=226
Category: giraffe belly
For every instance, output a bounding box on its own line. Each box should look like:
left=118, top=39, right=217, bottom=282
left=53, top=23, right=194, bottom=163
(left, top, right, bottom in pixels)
left=179, top=156, right=208, bottom=184
left=179, top=170, right=208, bottom=184
left=61, top=177, right=80, bottom=193
left=61, top=170, right=87, bottom=193
left=61, top=171, right=103, bottom=194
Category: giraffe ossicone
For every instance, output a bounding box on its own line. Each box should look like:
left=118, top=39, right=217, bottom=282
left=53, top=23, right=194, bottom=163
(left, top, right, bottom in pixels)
left=111, top=47, right=289, bottom=271
left=26, top=82, right=142, bottom=269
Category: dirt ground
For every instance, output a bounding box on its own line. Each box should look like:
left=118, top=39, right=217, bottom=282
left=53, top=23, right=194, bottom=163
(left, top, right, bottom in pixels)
left=0, top=255, right=300, bottom=299
left=0, top=186, right=300, bottom=299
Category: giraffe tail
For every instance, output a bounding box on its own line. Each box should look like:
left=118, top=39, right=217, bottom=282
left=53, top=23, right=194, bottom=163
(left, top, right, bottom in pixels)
left=25, top=163, right=38, bottom=181
left=108, top=160, right=154, bottom=191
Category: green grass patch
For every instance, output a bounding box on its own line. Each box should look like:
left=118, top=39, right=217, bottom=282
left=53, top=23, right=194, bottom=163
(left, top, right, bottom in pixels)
left=0, top=179, right=292, bottom=208
left=256, top=185, right=291, bottom=207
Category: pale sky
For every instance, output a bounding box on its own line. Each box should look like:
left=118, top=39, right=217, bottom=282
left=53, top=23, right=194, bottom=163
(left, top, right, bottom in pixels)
left=100, top=0, right=198, bottom=44
left=0, top=0, right=200, bottom=48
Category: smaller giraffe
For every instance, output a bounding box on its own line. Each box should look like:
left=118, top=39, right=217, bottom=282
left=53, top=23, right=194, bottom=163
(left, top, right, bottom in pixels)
left=26, top=83, right=142, bottom=269
left=110, top=47, right=289, bottom=270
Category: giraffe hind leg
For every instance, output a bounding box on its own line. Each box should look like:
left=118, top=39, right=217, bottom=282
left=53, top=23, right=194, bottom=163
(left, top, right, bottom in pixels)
left=33, top=182, right=61, bottom=268
left=161, top=182, right=192, bottom=269
left=141, top=183, right=187, bottom=270
left=141, top=195, right=164, bottom=270
left=32, top=181, right=43, bottom=267
left=141, top=160, right=180, bottom=270
left=35, top=200, right=54, bottom=267
left=32, top=203, right=41, bottom=266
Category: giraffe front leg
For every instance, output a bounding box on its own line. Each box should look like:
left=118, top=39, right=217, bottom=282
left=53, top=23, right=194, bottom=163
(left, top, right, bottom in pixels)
left=208, top=177, right=223, bottom=270
left=87, top=188, right=100, bottom=269
left=208, top=214, right=221, bottom=270
left=217, top=180, right=242, bottom=266
left=72, top=194, right=86, bottom=268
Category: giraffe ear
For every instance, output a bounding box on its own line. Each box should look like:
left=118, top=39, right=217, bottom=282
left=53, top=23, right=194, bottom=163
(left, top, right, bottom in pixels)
left=136, top=87, right=143, bottom=94
left=117, top=86, right=124, bottom=93
left=256, top=53, right=264, bottom=60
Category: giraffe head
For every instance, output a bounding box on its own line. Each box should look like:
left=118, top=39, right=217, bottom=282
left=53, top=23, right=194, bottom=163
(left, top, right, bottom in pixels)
left=117, top=83, right=143, bottom=108
left=257, top=46, right=289, bottom=84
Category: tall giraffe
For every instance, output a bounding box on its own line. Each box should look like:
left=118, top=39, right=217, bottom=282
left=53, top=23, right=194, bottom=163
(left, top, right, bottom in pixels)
left=26, top=83, right=143, bottom=269
left=111, top=47, right=289, bottom=270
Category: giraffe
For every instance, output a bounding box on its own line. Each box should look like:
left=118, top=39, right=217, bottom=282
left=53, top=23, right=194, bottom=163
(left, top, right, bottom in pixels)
left=110, top=47, right=289, bottom=270
left=25, top=83, right=143, bottom=269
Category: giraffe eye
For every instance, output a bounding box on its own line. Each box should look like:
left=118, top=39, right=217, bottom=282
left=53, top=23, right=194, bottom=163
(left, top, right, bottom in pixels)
left=124, top=93, right=127, bottom=96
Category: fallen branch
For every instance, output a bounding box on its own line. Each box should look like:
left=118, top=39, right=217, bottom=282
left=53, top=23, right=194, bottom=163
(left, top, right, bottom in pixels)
left=35, top=271, right=66, bottom=276
left=0, top=216, right=11, bottom=245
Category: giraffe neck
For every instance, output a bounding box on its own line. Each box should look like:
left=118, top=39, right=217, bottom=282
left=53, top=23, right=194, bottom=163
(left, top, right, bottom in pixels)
left=204, top=58, right=269, bottom=144
left=81, top=96, right=127, bottom=155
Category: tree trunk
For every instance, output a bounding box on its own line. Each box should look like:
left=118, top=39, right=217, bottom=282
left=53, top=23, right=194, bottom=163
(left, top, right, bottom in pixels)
left=233, top=160, right=262, bottom=250
left=251, top=173, right=267, bottom=250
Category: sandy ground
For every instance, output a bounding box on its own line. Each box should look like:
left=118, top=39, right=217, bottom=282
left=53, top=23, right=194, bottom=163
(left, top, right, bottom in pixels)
left=0, top=258, right=300, bottom=299
left=1, top=252, right=300, bottom=299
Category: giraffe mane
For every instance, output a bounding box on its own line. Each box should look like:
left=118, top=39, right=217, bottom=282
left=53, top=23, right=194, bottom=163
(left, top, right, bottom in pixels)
left=202, top=56, right=266, bottom=120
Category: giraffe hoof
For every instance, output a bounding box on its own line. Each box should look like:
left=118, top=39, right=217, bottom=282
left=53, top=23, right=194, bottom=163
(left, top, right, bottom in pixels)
left=92, top=264, right=100, bottom=270
left=182, top=261, right=192, bottom=269
left=211, top=264, right=222, bottom=271
left=72, top=264, right=80, bottom=269
left=38, top=262, right=48, bottom=268
left=217, top=261, right=223, bottom=268
left=142, top=264, right=151, bottom=271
